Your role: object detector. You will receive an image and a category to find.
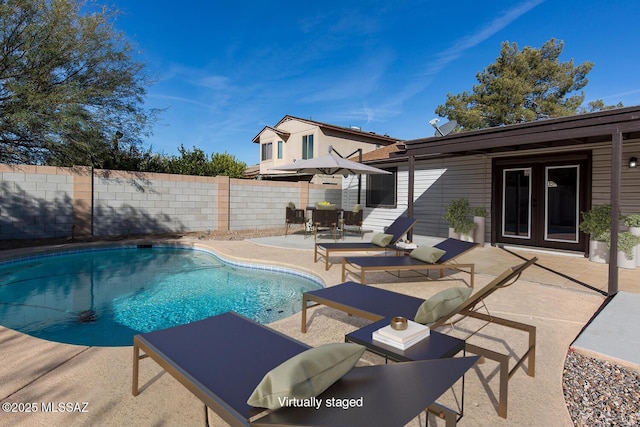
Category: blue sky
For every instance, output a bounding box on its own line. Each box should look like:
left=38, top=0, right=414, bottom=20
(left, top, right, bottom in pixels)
left=111, top=0, right=640, bottom=165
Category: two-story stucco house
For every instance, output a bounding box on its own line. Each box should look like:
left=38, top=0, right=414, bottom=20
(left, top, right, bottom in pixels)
left=252, top=115, right=400, bottom=183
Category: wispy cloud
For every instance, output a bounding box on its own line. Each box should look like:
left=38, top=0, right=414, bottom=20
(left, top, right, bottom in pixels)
left=147, top=93, right=216, bottom=111
left=424, top=0, right=545, bottom=77
left=588, top=88, right=640, bottom=103
left=300, top=48, right=395, bottom=103
left=371, top=0, right=545, bottom=119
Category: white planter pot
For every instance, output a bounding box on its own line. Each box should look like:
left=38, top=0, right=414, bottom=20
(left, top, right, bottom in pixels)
left=617, top=250, right=636, bottom=269
left=588, top=240, right=609, bottom=263
left=448, top=227, right=460, bottom=239
left=630, top=227, right=640, bottom=266
left=473, top=216, right=486, bottom=246
left=460, top=233, right=474, bottom=242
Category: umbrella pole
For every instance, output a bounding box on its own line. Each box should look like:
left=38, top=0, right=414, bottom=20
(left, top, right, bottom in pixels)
left=357, top=150, right=362, bottom=204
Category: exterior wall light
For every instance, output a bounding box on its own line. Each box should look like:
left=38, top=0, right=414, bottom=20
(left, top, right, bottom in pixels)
left=630, top=157, right=638, bottom=168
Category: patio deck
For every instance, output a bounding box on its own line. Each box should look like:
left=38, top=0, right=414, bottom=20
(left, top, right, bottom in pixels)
left=0, top=234, right=638, bottom=426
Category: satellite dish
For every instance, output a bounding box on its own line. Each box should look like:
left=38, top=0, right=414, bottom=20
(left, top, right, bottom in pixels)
left=429, top=118, right=458, bottom=136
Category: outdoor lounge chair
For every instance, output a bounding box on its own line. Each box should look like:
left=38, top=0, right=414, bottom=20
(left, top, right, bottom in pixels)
left=314, top=216, right=417, bottom=270
left=132, top=311, right=478, bottom=426
left=342, top=238, right=479, bottom=285
left=301, top=257, right=538, bottom=418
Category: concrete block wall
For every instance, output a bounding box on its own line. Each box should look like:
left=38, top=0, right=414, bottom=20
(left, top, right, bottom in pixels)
left=308, top=186, right=342, bottom=207
left=0, top=165, right=75, bottom=239
left=92, top=170, right=219, bottom=236
left=229, top=180, right=306, bottom=231
left=0, top=164, right=342, bottom=240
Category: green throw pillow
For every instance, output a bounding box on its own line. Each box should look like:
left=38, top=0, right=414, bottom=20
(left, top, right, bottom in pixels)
left=410, top=246, right=446, bottom=264
left=287, top=202, right=296, bottom=209
left=247, top=343, right=365, bottom=409
left=353, top=204, right=362, bottom=213
left=370, top=232, right=393, bottom=247
left=414, top=287, right=473, bottom=325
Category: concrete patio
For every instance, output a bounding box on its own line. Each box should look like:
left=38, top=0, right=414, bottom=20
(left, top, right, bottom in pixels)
left=0, top=233, right=638, bottom=426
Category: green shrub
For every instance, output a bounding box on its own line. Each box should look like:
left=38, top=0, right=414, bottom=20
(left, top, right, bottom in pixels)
left=623, top=214, right=640, bottom=228
left=456, top=220, right=477, bottom=235
left=443, top=198, right=470, bottom=231
left=579, top=205, right=611, bottom=242
left=471, top=206, right=487, bottom=217
left=614, top=231, right=640, bottom=260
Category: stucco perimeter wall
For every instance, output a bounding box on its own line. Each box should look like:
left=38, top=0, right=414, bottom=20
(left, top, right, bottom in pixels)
left=0, top=164, right=344, bottom=239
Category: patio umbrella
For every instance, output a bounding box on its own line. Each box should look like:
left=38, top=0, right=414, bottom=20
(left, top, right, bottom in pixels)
left=270, top=149, right=391, bottom=176
left=270, top=146, right=390, bottom=204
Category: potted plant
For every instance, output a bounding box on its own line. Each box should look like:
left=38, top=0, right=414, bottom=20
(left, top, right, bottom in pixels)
left=471, top=206, right=487, bottom=246
left=614, top=231, right=640, bottom=269
left=457, top=219, right=478, bottom=242
left=443, top=198, right=470, bottom=239
left=624, top=214, right=640, bottom=234
left=579, top=204, right=611, bottom=263
left=623, top=214, right=640, bottom=265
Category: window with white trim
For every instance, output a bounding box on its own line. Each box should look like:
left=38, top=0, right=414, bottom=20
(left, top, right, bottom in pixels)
left=302, top=134, right=313, bottom=159
left=261, top=142, right=272, bottom=161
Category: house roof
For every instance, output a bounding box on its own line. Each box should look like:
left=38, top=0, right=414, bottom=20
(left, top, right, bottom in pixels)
left=352, top=142, right=402, bottom=162
left=251, top=126, right=291, bottom=143
left=390, top=106, right=640, bottom=160
left=252, top=115, right=401, bottom=144
left=242, top=164, right=260, bottom=178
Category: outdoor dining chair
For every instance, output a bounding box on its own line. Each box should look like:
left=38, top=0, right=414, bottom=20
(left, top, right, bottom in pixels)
left=340, top=204, right=363, bottom=238
left=312, top=205, right=340, bottom=242
left=285, top=204, right=306, bottom=237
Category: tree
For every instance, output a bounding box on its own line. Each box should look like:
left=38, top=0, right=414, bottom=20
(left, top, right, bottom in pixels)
left=580, top=99, right=624, bottom=113
left=210, top=152, right=247, bottom=178
left=0, top=0, right=155, bottom=166
left=153, top=145, right=247, bottom=178
left=168, top=145, right=213, bottom=176
left=434, top=39, right=616, bottom=130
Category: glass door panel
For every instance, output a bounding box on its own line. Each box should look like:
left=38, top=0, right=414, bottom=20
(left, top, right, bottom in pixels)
left=545, top=165, right=579, bottom=243
left=502, top=168, right=531, bottom=239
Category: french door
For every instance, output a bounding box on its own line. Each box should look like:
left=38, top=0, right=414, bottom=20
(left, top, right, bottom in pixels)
left=493, top=153, right=590, bottom=252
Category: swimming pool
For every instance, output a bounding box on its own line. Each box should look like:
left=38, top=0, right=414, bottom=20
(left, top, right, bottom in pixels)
left=0, top=245, right=323, bottom=346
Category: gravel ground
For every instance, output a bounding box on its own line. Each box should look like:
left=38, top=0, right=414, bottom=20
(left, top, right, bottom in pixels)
left=563, top=350, right=640, bottom=426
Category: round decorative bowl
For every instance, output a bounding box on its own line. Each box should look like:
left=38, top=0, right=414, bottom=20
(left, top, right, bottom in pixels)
left=390, top=316, right=408, bottom=330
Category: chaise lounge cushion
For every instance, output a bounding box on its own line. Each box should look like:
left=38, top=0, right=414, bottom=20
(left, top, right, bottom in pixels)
left=247, top=343, right=366, bottom=409
left=414, top=287, right=473, bottom=325
left=371, top=233, right=394, bottom=247
left=410, top=246, right=446, bottom=264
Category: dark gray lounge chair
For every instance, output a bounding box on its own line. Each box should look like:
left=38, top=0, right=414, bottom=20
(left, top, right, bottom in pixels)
left=315, top=216, right=417, bottom=270
left=132, top=311, right=478, bottom=426
left=302, top=258, right=538, bottom=419
left=342, top=238, right=479, bottom=285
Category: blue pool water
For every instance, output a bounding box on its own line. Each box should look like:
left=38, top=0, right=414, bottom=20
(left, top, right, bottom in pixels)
left=0, top=246, right=322, bottom=346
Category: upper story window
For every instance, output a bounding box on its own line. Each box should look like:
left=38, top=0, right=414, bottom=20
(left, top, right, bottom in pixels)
left=277, top=141, right=283, bottom=159
left=261, top=142, right=272, bottom=161
left=366, top=168, right=397, bottom=208
left=302, top=134, right=314, bottom=159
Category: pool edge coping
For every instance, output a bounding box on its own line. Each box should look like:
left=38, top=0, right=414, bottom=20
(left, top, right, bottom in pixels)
left=0, top=238, right=327, bottom=289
